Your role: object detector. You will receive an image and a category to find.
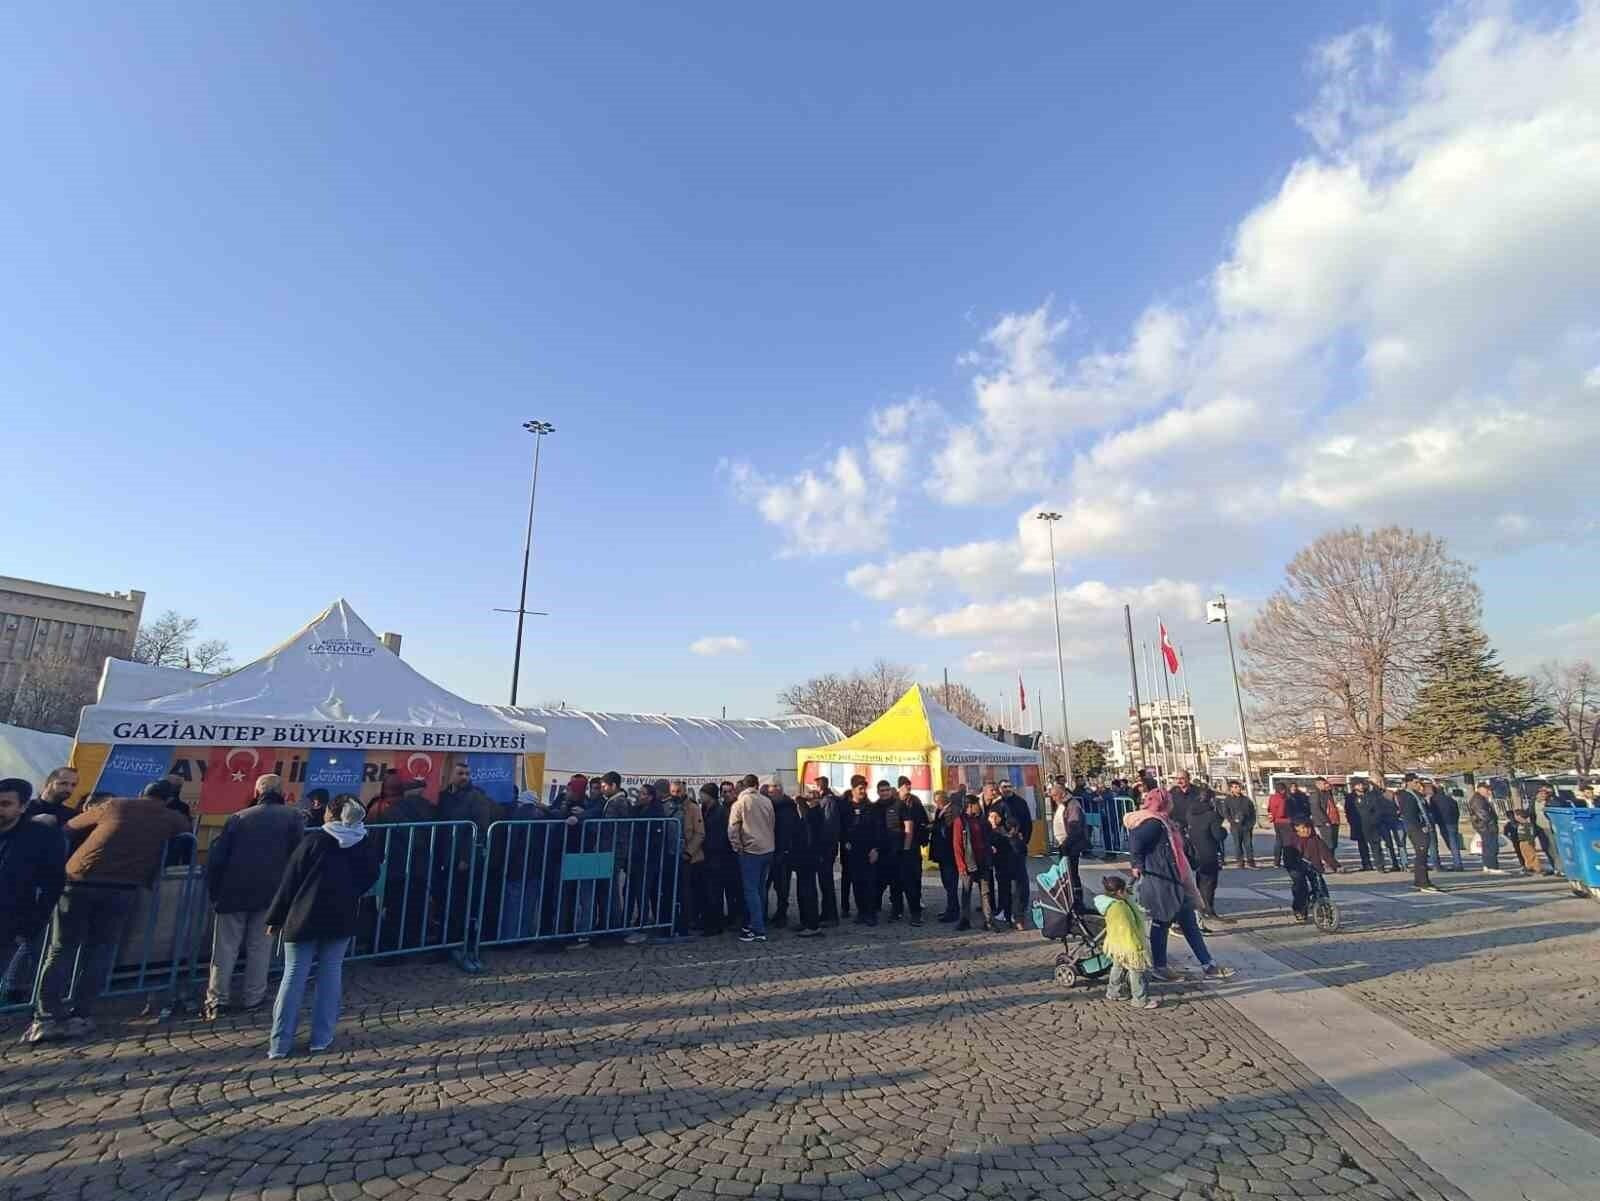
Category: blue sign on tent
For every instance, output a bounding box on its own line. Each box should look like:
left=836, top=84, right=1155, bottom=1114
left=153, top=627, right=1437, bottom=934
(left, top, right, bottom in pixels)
left=303, top=749, right=366, bottom=797
left=465, top=752, right=517, bottom=804
left=97, top=745, right=175, bottom=797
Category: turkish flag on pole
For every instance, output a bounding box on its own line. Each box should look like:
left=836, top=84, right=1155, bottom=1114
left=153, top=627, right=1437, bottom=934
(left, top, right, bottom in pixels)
left=1159, top=621, right=1180, bottom=674
left=1018, top=673, right=1027, bottom=713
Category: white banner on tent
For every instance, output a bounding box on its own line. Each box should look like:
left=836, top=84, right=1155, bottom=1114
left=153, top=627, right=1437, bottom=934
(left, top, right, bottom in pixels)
left=81, top=714, right=531, bottom=752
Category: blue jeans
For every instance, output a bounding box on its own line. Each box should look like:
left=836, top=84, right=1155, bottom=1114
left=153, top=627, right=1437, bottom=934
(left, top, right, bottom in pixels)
left=1438, top=826, right=1464, bottom=870
left=269, top=938, right=351, bottom=1056
left=737, top=853, right=773, bottom=934
left=1149, top=901, right=1212, bottom=970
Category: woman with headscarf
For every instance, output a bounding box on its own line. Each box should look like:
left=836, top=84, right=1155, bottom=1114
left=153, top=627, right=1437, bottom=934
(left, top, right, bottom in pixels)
left=265, top=796, right=383, bottom=1058
left=1125, top=788, right=1234, bottom=982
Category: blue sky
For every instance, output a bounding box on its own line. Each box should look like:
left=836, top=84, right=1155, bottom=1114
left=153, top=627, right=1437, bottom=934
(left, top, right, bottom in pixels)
left=5, top=2, right=1597, bottom=741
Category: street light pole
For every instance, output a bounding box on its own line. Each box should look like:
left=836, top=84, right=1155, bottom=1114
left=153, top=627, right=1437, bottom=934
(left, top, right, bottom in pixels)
left=1035, top=512, right=1074, bottom=785
left=509, top=419, right=554, bottom=706
left=1208, top=592, right=1256, bottom=799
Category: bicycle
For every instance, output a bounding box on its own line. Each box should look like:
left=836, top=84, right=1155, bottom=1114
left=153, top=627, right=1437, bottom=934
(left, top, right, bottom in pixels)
left=1305, top=867, right=1340, bottom=933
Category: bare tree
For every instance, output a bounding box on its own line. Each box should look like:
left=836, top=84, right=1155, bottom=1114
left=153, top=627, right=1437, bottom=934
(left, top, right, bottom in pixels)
left=1240, top=526, right=1480, bottom=780
left=779, top=660, right=915, bottom=735
left=132, top=610, right=200, bottom=667
left=1536, top=659, right=1599, bottom=774
left=2, top=654, right=99, bottom=735
left=190, top=638, right=233, bottom=672
left=924, top=680, right=992, bottom=729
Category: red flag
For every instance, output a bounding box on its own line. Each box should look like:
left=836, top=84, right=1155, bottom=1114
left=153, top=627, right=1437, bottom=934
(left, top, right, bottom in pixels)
left=202, top=746, right=282, bottom=816
left=1159, top=621, right=1179, bottom=674
left=1018, top=673, right=1027, bottom=713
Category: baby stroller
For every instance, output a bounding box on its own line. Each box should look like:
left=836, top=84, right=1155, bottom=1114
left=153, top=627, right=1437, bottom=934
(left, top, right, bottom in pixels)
left=1033, top=860, right=1112, bottom=989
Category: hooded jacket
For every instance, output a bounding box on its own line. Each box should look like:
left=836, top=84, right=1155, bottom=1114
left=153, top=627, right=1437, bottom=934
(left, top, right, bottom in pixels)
left=727, top=787, right=776, bottom=856
left=206, top=796, right=306, bottom=913
left=265, top=826, right=384, bottom=943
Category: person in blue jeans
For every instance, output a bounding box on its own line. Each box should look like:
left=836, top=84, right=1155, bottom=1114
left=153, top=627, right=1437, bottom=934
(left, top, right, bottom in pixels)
left=265, top=797, right=383, bottom=1058
left=727, top=775, right=775, bottom=944
left=1125, top=788, right=1234, bottom=982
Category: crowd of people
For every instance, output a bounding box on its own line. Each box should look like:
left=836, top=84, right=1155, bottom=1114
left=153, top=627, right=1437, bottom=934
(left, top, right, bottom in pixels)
left=4, top=758, right=1583, bottom=1055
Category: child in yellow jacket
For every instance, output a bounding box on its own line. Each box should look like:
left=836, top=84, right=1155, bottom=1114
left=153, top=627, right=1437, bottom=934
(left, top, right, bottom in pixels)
left=1093, top=874, right=1156, bottom=1010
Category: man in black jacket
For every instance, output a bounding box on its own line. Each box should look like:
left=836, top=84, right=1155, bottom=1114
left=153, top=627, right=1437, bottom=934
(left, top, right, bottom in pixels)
left=1, top=779, right=66, bottom=1004
left=1222, top=781, right=1258, bottom=868
left=204, top=773, right=305, bottom=1018
left=892, top=778, right=928, bottom=926
left=1425, top=781, right=1464, bottom=871
left=874, top=780, right=903, bottom=920
left=788, top=788, right=827, bottom=937
left=700, top=782, right=742, bottom=934
left=1168, top=771, right=1211, bottom=835
left=813, top=779, right=843, bottom=926
left=928, top=789, right=961, bottom=922
left=1344, top=783, right=1372, bottom=870
left=767, top=786, right=802, bottom=930
left=1397, top=774, right=1438, bottom=891
left=841, top=778, right=882, bottom=926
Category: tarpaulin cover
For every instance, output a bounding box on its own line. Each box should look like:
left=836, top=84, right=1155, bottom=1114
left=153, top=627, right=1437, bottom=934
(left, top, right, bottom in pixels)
left=0, top=721, right=72, bottom=786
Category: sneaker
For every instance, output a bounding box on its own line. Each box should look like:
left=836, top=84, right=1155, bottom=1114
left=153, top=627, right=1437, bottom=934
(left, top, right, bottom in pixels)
left=796, top=928, right=822, bottom=938
left=623, top=932, right=648, bottom=945
left=1202, top=963, right=1235, bottom=980
left=910, top=916, right=923, bottom=927
left=19, top=1020, right=68, bottom=1046
left=309, top=1043, right=331, bottom=1053
left=267, top=1051, right=289, bottom=1060
left=1541, top=869, right=1556, bottom=877
left=1483, top=867, right=1507, bottom=875
left=1293, top=913, right=1308, bottom=924
left=1151, top=967, right=1181, bottom=983
left=1416, top=885, right=1442, bottom=894
left=63, top=1016, right=95, bottom=1038
left=887, top=912, right=902, bottom=923
left=738, top=931, right=758, bottom=943
left=754, top=933, right=768, bottom=942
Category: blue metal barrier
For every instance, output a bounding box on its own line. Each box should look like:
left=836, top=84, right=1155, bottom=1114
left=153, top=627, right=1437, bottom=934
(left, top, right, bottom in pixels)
left=1087, top=795, right=1137, bottom=854
left=477, top=817, right=682, bottom=948
left=1, top=833, right=201, bottom=1019
left=349, top=820, right=479, bottom=962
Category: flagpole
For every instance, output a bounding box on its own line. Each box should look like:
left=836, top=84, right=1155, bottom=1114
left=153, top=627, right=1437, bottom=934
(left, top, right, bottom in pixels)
left=1178, top=641, right=1193, bottom=772
left=1124, top=605, right=1144, bottom=775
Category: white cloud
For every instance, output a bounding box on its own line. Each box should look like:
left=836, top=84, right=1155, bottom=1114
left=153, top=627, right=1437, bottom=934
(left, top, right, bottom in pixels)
left=1550, top=612, right=1600, bottom=643
left=892, top=579, right=1208, bottom=639
left=724, top=446, right=888, bottom=556
left=1585, top=365, right=1600, bottom=390
left=688, top=635, right=748, bottom=657
left=846, top=539, right=1030, bottom=602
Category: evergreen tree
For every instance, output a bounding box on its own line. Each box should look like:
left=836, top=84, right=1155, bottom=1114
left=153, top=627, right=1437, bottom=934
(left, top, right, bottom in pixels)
left=1400, top=619, right=1568, bottom=773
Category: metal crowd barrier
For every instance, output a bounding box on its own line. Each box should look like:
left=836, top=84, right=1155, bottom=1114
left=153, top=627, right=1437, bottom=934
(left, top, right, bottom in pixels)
left=1, top=833, right=202, bottom=1019
left=4, top=817, right=688, bottom=1022
left=1085, top=795, right=1138, bottom=855
left=479, top=817, right=682, bottom=946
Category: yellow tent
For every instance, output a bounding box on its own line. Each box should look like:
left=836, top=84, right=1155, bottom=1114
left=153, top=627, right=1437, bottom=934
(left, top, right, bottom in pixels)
left=796, top=685, right=1047, bottom=852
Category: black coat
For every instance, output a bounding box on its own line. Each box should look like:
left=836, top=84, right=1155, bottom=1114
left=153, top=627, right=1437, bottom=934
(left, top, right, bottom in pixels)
left=1187, top=809, right=1226, bottom=873
left=1343, top=795, right=1366, bottom=837
left=206, top=800, right=306, bottom=913
left=841, top=799, right=882, bottom=862
left=1397, top=789, right=1430, bottom=833
left=787, top=804, right=827, bottom=869
left=772, top=796, right=802, bottom=865
left=0, top=818, right=67, bottom=942
left=1286, top=789, right=1313, bottom=824
left=1169, top=784, right=1212, bottom=832
left=702, top=799, right=734, bottom=860
left=1223, top=792, right=1256, bottom=826
left=927, top=803, right=958, bottom=865
left=265, top=829, right=383, bottom=944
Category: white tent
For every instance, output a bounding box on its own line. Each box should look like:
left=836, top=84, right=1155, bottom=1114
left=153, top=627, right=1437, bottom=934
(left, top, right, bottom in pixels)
left=96, top=658, right=216, bottom=705
left=72, top=600, right=545, bottom=817
left=491, top=706, right=842, bottom=801
left=0, top=721, right=72, bottom=787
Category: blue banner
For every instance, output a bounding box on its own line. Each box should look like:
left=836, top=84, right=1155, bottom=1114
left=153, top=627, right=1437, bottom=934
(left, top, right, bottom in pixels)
left=465, top=752, right=517, bottom=804
left=97, top=744, right=175, bottom=797
left=303, top=749, right=366, bottom=799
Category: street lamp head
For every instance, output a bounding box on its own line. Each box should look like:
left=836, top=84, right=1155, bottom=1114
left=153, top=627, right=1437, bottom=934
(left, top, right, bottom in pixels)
left=523, top=420, right=555, bottom=435
left=1036, top=511, right=1062, bottom=522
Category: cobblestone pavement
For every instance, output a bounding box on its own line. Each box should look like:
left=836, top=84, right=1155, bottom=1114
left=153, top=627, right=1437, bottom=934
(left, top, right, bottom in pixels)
left=1193, top=858, right=1600, bottom=1138
left=0, top=904, right=1472, bottom=1201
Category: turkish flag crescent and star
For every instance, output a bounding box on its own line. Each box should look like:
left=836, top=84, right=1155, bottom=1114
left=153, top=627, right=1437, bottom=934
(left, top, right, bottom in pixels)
left=202, top=746, right=277, bottom=816
left=1159, top=621, right=1180, bottom=674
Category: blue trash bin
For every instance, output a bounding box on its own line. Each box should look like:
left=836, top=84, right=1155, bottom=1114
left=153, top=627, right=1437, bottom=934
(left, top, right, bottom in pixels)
left=1563, top=809, right=1600, bottom=894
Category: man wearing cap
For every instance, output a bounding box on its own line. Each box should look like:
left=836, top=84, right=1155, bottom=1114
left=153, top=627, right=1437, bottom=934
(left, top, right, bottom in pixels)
left=873, top=781, right=903, bottom=920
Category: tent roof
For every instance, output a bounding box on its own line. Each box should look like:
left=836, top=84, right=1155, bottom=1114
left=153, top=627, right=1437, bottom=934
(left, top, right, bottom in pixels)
left=97, top=658, right=217, bottom=705
left=0, top=721, right=72, bottom=785
left=491, top=707, right=840, bottom=778
left=799, top=685, right=1039, bottom=766
left=76, top=600, right=541, bottom=750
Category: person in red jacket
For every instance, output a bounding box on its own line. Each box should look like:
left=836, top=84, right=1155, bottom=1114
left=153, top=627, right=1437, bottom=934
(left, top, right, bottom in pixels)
left=951, top=794, right=997, bottom=932
left=1267, top=783, right=1292, bottom=867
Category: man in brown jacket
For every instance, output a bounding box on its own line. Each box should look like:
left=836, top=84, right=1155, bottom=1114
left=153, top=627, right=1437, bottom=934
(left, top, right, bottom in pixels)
left=23, top=794, right=190, bottom=1044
